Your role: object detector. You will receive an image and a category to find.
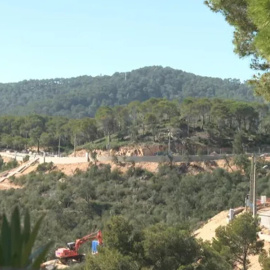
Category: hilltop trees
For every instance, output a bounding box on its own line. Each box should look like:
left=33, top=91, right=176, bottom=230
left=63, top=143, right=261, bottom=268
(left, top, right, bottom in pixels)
left=0, top=98, right=269, bottom=154
left=0, top=67, right=257, bottom=117
left=232, top=132, right=245, bottom=154
left=27, top=115, right=46, bottom=152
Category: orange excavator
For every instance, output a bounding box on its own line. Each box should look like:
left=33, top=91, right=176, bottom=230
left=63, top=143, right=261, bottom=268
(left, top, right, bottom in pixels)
left=55, top=230, right=103, bottom=264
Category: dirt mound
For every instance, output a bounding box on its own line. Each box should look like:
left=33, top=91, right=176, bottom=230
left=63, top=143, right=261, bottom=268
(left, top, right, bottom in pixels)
left=41, top=259, right=68, bottom=269
left=54, top=160, right=160, bottom=176
left=55, top=163, right=90, bottom=176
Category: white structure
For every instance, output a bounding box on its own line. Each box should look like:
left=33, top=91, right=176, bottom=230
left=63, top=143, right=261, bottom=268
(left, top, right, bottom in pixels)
left=228, top=208, right=234, bottom=222
left=261, top=195, right=267, bottom=204
left=258, top=209, right=270, bottom=230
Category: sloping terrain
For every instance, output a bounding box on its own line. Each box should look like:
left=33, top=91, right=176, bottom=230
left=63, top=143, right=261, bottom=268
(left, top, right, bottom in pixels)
left=194, top=210, right=229, bottom=241
left=194, top=209, right=270, bottom=270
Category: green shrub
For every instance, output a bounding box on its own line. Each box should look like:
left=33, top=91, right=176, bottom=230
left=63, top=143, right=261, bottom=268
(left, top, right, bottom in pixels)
left=111, top=154, right=118, bottom=164
left=23, top=155, right=30, bottom=162
left=37, top=162, right=54, bottom=172
left=4, top=159, right=19, bottom=170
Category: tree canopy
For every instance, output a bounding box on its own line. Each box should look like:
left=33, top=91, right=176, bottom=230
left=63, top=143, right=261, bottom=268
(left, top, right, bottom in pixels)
left=205, top=0, right=270, bottom=100
left=213, top=213, right=263, bottom=270
left=85, top=216, right=231, bottom=270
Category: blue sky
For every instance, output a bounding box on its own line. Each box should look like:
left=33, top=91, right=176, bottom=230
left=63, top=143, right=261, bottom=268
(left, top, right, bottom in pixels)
left=0, top=1, right=254, bottom=83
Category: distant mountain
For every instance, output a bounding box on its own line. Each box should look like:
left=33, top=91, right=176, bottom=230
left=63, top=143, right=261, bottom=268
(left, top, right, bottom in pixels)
left=0, top=66, right=259, bottom=118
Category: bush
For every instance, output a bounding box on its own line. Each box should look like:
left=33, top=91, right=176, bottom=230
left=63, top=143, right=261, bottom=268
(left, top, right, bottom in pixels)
left=23, top=155, right=30, bottom=162
left=37, top=162, right=54, bottom=172
left=4, top=159, right=18, bottom=170
left=111, top=154, right=118, bottom=165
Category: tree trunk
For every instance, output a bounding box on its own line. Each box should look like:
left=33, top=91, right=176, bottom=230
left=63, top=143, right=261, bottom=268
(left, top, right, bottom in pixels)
left=243, top=251, right=248, bottom=270
left=201, top=115, right=205, bottom=130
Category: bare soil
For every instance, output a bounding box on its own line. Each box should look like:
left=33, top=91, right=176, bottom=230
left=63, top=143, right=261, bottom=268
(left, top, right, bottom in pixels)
left=194, top=210, right=229, bottom=241
left=0, top=179, right=21, bottom=190
left=40, top=259, right=68, bottom=269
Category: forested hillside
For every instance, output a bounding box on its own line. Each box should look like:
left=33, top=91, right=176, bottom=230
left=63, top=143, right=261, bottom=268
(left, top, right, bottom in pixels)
left=1, top=159, right=270, bottom=269
left=0, top=66, right=258, bottom=118
left=0, top=165, right=253, bottom=254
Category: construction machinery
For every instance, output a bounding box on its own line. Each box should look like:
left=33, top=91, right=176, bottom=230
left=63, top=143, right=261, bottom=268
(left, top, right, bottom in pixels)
left=55, top=230, right=103, bottom=264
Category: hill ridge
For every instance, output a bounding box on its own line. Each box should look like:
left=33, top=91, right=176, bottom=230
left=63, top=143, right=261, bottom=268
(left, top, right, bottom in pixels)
left=0, top=66, right=259, bottom=118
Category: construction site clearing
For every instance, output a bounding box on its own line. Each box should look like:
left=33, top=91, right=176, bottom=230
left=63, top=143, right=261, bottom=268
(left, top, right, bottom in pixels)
left=1, top=152, right=270, bottom=269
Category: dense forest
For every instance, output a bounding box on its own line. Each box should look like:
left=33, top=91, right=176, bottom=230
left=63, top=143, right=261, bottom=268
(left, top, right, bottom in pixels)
left=0, top=66, right=260, bottom=118
left=0, top=97, right=270, bottom=155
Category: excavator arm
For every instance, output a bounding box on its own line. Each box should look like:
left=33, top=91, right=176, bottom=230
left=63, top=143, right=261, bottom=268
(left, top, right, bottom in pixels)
left=75, top=230, right=102, bottom=252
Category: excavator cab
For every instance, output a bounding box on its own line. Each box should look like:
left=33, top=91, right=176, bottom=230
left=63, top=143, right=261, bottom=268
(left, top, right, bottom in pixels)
left=67, top=242, right=75, bottom=250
